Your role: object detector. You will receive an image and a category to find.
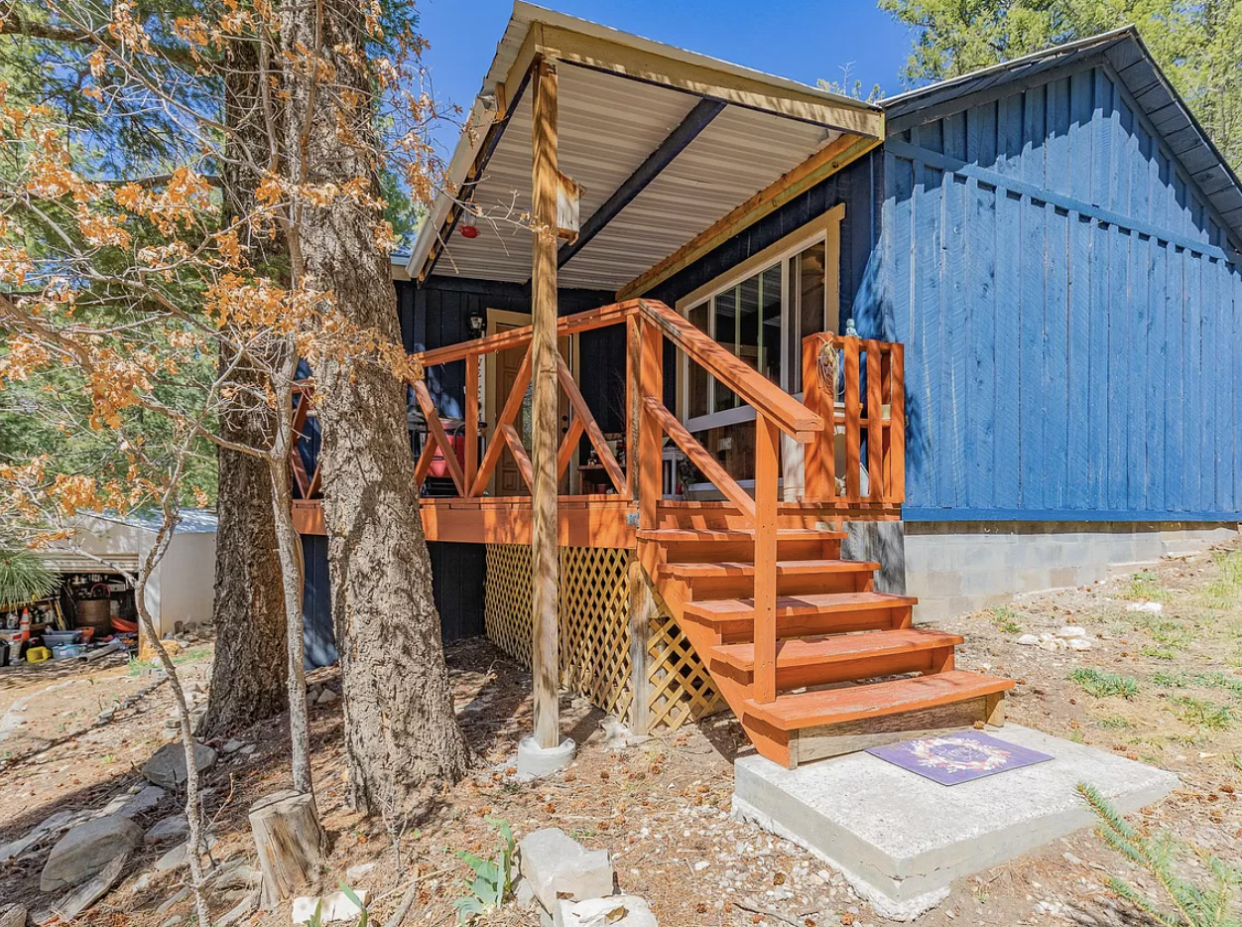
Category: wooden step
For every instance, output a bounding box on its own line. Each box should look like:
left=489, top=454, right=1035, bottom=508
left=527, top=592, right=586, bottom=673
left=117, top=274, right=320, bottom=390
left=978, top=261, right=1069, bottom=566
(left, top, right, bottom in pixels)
left=638, top=528, right=847, bottom=542
left=742, top=670, right=1014, bottom=731
left=683, top=591, right=917, bottom=624
left=661, top=559, right=879, bottom=580
left=708, top=628, right=963, bottom=673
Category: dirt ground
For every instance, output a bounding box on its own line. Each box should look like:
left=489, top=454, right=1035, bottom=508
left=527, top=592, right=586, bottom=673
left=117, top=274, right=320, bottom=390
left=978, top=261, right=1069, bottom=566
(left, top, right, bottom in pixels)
left=1, top=540, right=1240, bottom=927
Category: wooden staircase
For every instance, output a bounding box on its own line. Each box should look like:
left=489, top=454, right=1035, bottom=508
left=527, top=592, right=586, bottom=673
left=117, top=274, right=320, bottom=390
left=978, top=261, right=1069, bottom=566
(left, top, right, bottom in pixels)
left=640, top=503, right=1014, bottom=768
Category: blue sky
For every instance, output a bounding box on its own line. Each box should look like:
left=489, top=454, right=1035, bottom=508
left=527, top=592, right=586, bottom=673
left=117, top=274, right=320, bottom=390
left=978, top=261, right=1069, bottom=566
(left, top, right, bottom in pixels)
left=414, top=0, right=918, bottom=151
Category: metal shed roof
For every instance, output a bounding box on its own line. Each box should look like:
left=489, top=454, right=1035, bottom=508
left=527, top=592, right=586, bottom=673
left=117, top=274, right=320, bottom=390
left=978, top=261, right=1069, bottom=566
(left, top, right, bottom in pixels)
left=881, top=27, right=1242, bottom=255
left=407, top=2, right=882, bottom=289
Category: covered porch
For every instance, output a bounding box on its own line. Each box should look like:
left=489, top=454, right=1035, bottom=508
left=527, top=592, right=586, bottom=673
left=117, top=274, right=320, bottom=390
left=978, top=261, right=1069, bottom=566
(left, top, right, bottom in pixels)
left=293, top=4, right=1010, bottom=767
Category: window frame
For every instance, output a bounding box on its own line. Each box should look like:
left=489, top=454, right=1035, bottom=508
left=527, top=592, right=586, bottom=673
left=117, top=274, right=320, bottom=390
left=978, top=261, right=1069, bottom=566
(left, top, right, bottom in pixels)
left=675, top=204, right=844, bottom=435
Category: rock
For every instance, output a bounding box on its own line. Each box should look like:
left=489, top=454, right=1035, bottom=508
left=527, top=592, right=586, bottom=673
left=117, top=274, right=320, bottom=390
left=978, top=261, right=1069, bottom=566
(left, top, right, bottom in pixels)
left=212, top=861, right=260, bottom=892
left=317, top=688, right=339, bottom=705
left=0, top=810, right=78, bottom=864
left=215, top=889, right=259, bottom=927
left=514, top=875, right=537, bottom=911
left=157, top=887, right=189, bottom=914
left=117, top=785, right=166, bottom=819
left=239, top=744, right=256, bottom=756
left=0, top=904, right=27, bottom=927
left=1069, top=638, right=1094, bottom=651
left=156, top=834, right=218, bottom=872
left=1017, top=634, right=1040, bottom=646
left=221, top=739, right=246, bottom=755
left=344, top=862, right=376, bottom=885
left=1126, top=601, right=1163, bottom=614
left=143, top=742, right=217, bottom=789
left=554, top=895, right=658, bottom=927
left=40, top=816, right=143, bottom=892
left=49, top=851, right=131, bottom=919
left=161, top=917, right=183, bottom=927
left=145, top=815, right=190, bottom=844
left=1056, top=626, right=1087, bottom=639
left=291, top=890, right=369, bottom=924
left=518, top=828, right=613, bottom=912
left=130, top=872, right=154, bottom=895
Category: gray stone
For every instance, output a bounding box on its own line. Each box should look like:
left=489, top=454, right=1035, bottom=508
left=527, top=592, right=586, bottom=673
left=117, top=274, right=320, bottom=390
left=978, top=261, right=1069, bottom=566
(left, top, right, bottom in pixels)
left=514, top=875, right=537, bottom=911
left=317, top=687, right=339, bottom=705
left=0, top=811, right=78, bottom=864
left=518, top=828, right=612, bottom=912
left=733, top=724, right=1178, bottom=921
left=117, top=785, right=166, bottom=819
left=40, top=816, right=142, bottom=892
left=0, top=904, right=27, bottom=927
left=554, top=896, right=657, bottom=927
left=156, top=834, right=218, bottom=872
left=143, top=742, right=217, bottom=789
left=157, top=887, right=189, bottom=914
left=516, top=735, right=576, bottom=778
left=145, top=815, right=190, bottom=844
left=221, top=739, right=246, bottom=755
left=212, top=861, right=260, bottom=891
left=48, top=851, right=131, bottom=919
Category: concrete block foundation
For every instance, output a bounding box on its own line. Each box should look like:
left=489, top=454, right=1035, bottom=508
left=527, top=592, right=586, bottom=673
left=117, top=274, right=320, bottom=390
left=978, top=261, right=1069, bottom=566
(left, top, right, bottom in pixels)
left=900, top=521, right=1237, bottom=623
left=733, top=725, right=1177, bottom=920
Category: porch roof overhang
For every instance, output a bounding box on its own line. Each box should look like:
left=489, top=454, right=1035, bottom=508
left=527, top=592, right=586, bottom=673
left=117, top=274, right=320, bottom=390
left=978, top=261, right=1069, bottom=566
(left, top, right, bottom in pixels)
left=405, top=2, right=883, bottom=296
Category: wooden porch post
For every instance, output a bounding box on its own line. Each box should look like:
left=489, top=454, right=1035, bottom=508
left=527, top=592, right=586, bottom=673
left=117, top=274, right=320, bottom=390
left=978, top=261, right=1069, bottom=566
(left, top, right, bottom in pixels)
left=530, top=56, right=561, bottom=750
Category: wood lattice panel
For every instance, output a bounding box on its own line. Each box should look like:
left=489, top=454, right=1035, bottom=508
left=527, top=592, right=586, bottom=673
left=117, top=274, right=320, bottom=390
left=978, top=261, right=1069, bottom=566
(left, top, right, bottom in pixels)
left=483, top=545, right=721, bottom=731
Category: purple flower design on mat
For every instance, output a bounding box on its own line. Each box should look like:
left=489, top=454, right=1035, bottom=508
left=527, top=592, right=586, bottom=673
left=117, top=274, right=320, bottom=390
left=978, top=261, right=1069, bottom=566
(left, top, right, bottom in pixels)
left=867, top=731, right=1054, bottom=786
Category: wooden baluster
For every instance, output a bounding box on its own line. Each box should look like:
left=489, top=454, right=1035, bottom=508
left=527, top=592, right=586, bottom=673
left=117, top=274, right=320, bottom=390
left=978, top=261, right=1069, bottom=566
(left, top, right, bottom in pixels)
left=465, top=348, right=479, bottom=496
left=890, top=343, right=906, bottom=504
left=638, top=317, right=663, bottom=530
left=626, top=314, right=640, bottom=502
left=801, top=333, right=832, bottom=502
left=753, top=411, right=780, bottom=704
left=844, top=338, right=861, bottom=501
left=866, top=341, right=883, bottom=501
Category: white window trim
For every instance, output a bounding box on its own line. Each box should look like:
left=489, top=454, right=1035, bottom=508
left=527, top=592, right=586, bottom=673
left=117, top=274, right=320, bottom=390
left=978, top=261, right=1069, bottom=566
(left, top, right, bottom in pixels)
left=674, top=204, right=844, bottom=434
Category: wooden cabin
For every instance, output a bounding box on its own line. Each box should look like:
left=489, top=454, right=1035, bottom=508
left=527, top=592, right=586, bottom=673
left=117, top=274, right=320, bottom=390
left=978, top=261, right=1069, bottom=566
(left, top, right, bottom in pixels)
left=292, top=9, right=1242, bottom=768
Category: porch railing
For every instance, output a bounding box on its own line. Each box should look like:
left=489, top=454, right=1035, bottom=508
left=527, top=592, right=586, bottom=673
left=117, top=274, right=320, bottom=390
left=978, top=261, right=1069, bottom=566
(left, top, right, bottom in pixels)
left=291, top=299, right=904, bottom=703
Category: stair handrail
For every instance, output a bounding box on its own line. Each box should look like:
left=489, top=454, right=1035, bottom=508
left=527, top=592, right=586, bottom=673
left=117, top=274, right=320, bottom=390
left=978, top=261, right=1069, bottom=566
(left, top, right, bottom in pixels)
left=635, top=299, right=824, bottom=442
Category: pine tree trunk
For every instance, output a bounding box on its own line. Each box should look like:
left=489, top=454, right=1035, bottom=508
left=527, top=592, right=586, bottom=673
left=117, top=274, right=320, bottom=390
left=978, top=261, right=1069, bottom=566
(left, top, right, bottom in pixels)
left=200, top=37, right=289, bottom=737
left=279, top=0, right=469, bottom=815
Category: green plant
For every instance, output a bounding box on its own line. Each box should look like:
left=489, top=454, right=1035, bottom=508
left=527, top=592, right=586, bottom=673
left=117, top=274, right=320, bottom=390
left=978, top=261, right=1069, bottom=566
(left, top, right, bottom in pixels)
left=453, top=818, right=515, bottom=923
left=0, top=549, right=58, bottom=607
left=1144, top=647, right=1178, bottom=661
left=1170, top=696, right=1234, bottom=731
left=1077, top=783, right=1241, bottom=926
left=1071, top=668, right=1140, bottom=699
left=1154, top=672, right=1191, bottom=688
left=1195, top=673, right=1242, bottom=697
left=1127, top=570, right=1170, bottom=603
left=1096, top=716, right=1133, bottom=730
left=990, top=606, right=1023, bottom=635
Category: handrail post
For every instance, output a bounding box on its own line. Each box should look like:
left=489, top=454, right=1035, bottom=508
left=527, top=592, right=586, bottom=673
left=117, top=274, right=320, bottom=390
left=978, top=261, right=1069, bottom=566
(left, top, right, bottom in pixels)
left=637, top=317, right=663, bottom=530
left=843, top=337, right=862, bottom=501
left=465, top=348, right=479, bottom=496
left=889, top=343, right=906, bottom=504
left=801, top=333, right=833, bottom=503
left=754, top=411, right=780, bottom=704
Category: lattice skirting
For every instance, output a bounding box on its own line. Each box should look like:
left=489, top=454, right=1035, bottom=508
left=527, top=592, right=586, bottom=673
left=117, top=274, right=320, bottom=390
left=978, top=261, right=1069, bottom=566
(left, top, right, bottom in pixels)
left=483, top=545, right=726, bottom=732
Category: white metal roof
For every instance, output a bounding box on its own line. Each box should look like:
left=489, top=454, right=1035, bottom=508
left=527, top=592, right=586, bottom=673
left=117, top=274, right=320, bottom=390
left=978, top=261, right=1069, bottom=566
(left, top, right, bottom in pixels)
left=407, top=2, right=876, bottom=287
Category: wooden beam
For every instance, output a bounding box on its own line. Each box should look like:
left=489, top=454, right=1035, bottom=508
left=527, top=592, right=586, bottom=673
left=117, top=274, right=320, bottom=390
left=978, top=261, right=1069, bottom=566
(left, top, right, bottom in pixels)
left=644, top=397, right=755, bottom=522
left=753, top=412, right=780, bottom=704
left=556, top=98, right=726, bottom=270
left=556, top=416, right=587, bottom=481
left=534, top=23, right=882, bottom=135
left=637, top=299, right=822, bottom=440
left=617, top=133, right=881, bottom=300
left=500, top=423, right=535, bottom=491
left=530, top=55, right=562, bottom=751
left=418, top=496, right=636, bottom=547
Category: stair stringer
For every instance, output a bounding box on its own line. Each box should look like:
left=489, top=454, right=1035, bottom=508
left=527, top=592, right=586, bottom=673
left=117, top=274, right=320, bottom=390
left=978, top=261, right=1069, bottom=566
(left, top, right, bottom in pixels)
left=638, top=540, right=796, bottom=766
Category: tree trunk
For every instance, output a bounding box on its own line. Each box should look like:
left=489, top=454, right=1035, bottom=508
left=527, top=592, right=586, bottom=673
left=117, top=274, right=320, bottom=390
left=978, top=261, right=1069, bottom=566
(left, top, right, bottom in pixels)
left=249, top=789, right=325, bottom=908
left=279, top=0, right=469, bottom=815
left=200, top=36, right=289, bottom=737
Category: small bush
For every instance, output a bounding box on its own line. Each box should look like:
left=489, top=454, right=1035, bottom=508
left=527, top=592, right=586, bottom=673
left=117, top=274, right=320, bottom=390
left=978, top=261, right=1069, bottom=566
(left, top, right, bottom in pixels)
left=1126, top=569, right=1169, bottom=603
left=990, top=606, right=1023, bottom=634
left=1096, top=716, right=1133, bottom=730
left=1077, top=782, right=1241, bottom=927
left=1171, top=696, right=1234, bottom=731
left=1153, top=672, right=1191, bottom=688
left=1070, top=668, right=1139, bottom=699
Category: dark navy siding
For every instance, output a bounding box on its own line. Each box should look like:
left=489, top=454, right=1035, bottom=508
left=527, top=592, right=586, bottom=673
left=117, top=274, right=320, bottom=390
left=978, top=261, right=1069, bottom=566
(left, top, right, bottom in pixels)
left=880, top=63, right=1242, bottom=521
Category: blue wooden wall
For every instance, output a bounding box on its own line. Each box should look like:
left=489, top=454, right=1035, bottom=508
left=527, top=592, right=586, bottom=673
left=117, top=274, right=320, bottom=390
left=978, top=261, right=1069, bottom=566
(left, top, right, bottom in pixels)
left=879, top=63, right=1242, bottom=521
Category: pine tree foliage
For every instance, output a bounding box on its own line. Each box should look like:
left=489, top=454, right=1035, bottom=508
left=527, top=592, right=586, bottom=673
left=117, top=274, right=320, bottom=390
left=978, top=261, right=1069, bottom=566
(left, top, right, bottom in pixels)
left=0, top=548, right=57, bottom=605
left=1077, top=782, right=1241, bottom=927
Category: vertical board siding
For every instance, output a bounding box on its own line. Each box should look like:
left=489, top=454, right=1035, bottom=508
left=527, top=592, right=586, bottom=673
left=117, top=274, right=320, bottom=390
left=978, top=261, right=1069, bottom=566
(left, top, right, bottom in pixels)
left=887, top=64, right=1242, bottom=520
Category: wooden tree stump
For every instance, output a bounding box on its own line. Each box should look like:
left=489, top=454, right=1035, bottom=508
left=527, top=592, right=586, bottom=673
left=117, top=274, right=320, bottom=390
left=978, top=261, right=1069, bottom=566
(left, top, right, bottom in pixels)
left=249, top=790, right=325, bottom=909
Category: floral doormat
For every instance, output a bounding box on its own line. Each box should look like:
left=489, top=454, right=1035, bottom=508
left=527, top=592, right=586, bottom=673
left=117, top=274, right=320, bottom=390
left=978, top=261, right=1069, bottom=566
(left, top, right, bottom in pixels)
left=866, top=731, right=1054, bottom=786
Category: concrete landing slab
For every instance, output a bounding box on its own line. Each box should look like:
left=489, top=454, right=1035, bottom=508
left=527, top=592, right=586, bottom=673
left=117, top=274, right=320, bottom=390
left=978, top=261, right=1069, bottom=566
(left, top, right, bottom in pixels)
left=733, top=725, right=1177, bottom=920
